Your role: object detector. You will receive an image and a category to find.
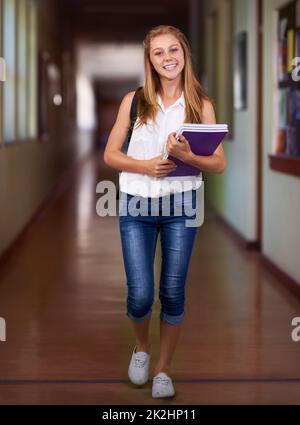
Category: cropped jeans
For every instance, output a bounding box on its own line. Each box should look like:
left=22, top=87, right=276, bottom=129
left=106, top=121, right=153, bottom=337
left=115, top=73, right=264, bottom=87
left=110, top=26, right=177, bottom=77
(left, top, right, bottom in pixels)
left=118, top=189, right=199, bottom=325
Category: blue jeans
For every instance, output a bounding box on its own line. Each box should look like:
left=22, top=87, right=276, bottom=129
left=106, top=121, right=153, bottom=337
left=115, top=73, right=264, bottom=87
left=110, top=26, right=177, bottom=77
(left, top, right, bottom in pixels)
left=118, top=189, right=198, bottom=325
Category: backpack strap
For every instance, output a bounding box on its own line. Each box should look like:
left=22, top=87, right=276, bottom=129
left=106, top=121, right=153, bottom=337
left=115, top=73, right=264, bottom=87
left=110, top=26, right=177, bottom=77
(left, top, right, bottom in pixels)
left=123, top=87, right=140, bottom=154
left=117, top=87, right=141, bottom=200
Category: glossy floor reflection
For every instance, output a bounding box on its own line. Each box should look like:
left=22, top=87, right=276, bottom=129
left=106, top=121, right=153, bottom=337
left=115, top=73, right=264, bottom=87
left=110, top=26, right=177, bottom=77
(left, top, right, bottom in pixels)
left=0, top=150, right=300, bottom=404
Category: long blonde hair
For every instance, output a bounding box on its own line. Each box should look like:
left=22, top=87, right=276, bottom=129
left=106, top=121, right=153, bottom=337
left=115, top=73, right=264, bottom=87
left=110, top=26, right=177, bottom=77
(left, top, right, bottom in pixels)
left=135, top=25, right=210, bottom=128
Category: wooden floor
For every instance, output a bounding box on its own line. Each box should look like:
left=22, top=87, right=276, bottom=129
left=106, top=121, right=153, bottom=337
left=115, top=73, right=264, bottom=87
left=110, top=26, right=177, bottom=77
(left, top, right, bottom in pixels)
left=0, top=150, right=300, bottom=405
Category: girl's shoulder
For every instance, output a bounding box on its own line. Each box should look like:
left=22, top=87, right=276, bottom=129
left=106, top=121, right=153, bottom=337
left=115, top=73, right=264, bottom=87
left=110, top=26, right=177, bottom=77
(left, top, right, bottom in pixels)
left=202, top=98, right=214, bottom=110
left=123, top=91, right=136, bottom=105
left=123, top=86, right=144, bottom=106
left=201, top=99, right=216, bottom=124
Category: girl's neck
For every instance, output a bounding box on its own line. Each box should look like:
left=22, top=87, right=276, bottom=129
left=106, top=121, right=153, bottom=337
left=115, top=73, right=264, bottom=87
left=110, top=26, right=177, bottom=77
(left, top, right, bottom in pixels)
left=158, top=80, right=182, bottom=100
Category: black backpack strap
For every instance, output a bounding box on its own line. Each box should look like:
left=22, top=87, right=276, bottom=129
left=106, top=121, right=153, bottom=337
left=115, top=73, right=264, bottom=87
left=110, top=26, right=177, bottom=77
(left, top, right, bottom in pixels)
left=123, top=87, right=140, bottom=154
left=117, top=88, right=141, bottom=200
left=130, top=91, right=138, bottom=129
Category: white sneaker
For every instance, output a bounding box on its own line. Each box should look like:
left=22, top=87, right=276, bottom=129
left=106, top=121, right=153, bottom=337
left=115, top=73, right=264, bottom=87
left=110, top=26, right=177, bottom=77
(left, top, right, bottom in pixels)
left=128, top=346, right=151, bottom=386
left=152, top=372, right=175, bottom=398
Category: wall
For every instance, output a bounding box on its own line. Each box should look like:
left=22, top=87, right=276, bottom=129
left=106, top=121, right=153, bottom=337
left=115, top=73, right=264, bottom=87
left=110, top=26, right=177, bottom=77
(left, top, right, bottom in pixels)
left=0, top=0, right=92, bottom=257
left=203, top=0, right=258, bottom=243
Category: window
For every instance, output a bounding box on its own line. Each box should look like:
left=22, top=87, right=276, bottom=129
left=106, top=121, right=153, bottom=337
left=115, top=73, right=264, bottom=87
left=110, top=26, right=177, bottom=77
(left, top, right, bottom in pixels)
left=17, top=0, right=27, bottom=140
left=0, top=0, right=4, bottom=145
left=1, top=0, right=37, bottom=144
left=3, top=0, right=16, bottom=143
left=27, top=0, right=37, bottom=139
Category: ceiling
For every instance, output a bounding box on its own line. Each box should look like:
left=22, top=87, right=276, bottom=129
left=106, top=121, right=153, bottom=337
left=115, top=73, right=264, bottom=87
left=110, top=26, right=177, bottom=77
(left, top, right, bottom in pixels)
left=62, top=0, right=190, bottom=42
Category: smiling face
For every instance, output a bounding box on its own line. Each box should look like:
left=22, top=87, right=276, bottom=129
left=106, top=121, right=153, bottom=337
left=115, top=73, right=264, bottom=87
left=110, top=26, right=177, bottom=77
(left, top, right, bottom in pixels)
left=149, top=33, right=185, bottom=81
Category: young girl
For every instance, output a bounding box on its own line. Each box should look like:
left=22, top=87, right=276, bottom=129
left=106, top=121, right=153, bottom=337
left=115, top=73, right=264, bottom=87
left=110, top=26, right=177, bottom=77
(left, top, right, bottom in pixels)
left=104, top=25, right=226, bottom=399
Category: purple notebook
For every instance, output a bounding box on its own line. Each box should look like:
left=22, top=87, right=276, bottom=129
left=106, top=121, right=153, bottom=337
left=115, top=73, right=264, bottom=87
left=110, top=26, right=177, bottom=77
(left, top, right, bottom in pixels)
left=166, top=129, right=228, bottom=176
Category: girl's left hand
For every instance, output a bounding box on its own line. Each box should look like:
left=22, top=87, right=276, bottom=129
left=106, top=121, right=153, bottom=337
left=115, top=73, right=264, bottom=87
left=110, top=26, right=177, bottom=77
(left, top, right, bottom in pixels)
left=166, top=132, right=192, bottom=162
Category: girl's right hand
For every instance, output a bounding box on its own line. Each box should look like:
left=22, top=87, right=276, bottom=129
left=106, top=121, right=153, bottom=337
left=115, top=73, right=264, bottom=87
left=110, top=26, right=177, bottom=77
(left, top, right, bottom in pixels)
left=144, top=156, right=177, bottom=177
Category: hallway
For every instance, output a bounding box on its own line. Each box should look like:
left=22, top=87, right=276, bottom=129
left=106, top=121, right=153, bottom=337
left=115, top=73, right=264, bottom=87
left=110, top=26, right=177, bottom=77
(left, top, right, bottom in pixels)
left=1, top=0, right=300, bottom=408
left=0, top=150, right=299, bottom=405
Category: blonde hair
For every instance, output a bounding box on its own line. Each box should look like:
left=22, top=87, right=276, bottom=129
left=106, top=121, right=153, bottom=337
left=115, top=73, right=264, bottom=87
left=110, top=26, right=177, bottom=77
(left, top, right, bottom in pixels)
left=135, top=25, right=211, bottom=128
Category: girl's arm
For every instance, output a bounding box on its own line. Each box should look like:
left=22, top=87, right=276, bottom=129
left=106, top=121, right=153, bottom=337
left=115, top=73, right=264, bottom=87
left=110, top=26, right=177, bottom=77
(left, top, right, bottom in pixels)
left=103, top=92, right=146, bottom=174
left=166, top=100, right=227, bottom=174
left=183, top=100, right=226, bottom=173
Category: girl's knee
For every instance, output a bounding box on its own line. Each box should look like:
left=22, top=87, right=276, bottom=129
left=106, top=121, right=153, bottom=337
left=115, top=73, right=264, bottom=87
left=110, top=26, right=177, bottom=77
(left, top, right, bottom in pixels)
left=159, top=290, right=185, bottom=320
left=127, top=294, right=153, bottom=322
left=160, top=310, right=185, bottom=325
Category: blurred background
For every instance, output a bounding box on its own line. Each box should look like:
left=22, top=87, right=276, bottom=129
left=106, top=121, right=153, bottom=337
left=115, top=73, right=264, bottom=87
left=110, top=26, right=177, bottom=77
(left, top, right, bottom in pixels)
left=0, top=0, right=300, bottom=405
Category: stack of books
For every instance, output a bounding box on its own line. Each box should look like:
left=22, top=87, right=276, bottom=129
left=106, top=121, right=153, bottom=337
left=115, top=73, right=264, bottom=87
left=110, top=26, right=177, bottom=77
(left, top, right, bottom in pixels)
left=163, top=123, right=228, bottom=176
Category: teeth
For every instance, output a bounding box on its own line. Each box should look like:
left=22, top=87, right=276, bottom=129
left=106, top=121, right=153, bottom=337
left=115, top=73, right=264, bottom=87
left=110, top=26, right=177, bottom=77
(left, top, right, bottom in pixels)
left=164, top=64, right=177, bottom=70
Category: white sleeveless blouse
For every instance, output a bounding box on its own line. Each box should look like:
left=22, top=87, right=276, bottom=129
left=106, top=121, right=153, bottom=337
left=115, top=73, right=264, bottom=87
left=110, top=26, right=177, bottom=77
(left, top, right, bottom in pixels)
left=119, top=91, right=202, bottom=198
